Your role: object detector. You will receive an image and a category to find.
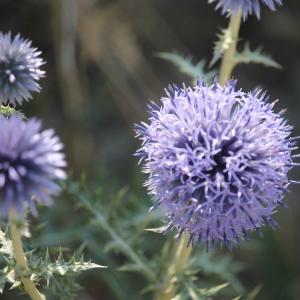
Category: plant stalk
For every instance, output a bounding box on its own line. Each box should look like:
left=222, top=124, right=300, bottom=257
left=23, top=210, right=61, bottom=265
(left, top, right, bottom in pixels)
left=219, top=10, right=242, bottom=85
left=155, top=10, right=243, bottom=300
left=9, top=210, right=45, bottom=300
left=155, top=235, right=192, bottom=300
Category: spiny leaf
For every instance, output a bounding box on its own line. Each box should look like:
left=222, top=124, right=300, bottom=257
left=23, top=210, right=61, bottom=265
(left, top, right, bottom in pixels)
left=210, top=28, right=234, bottom=67
left=34, top=250, right=105, bottom=283
left=0, top=229, right=13, bottom=258
left=0, top=105, right=25, bottom=118
left=234, top=43, right=282, bottom=69
left=67, top=180, right=157, bottom=282
left=47, top=256, right=105, bottom=276
left=0, top=267, right=22, bottom=293
left=157, top=52, right=216, bottom=83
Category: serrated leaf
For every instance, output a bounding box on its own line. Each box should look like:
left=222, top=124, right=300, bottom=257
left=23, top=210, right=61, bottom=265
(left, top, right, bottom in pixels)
left=234, top=43, right=282, bottom=69
left=0, top=229, right=13, bottom=258
left=157, top=52, right=216, bottom=83
left=46, top=255, right=106, bottom=277
left=27, top=249, right=106, bottom=290
left=210, top=28, right=234, bottom=67
left=67, top=181, right=157, bottom=282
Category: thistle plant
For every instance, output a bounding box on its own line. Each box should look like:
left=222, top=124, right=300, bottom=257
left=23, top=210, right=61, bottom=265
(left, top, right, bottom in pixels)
left=0, top=116, right=67, bottom=216
left=135, top=80, right=294, bottom=249
left=209, top=0, right=282, bottom=19
left=0, top=32, right=45, bottom=105
left=0, top=2, right=295, bottom=299
left=0, top=32, right=103, bottom=300
left=135, top=1, right=297, bottom=299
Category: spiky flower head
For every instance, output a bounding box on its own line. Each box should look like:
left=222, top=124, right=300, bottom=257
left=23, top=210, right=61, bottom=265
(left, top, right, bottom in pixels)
left=135, top=80, right=296, bottom=249
left=0, top=32, right=45, bottom=106
left=208, top=0, right=282, bottom=19
left=0, top=115, right=66, bottom=216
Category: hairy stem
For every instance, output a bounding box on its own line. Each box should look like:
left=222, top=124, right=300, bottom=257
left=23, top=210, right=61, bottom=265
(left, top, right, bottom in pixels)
left=219, top=10, right=242, bottom=85
left=155, top=235, right=192, bottom=300
left=9, top=210, right=45, bottom=300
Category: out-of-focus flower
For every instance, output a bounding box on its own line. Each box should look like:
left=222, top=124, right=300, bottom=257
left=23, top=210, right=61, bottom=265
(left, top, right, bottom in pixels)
left=208, top=0, right=282, bottom=19
left=0, top=32, right=45, bottom=106
left=0, top=115, right=66, bottom=216
left=135, top=80, right=296, bottom=249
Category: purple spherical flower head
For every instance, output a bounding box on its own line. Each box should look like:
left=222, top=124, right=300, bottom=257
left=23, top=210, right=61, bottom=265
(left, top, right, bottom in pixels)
left=208, top=0, right=282, bottom=19
left=0, top=115, right=66, bottom=216
left=0, top=32, right=45, bottom=106
left=135, top=80, right=297, bottom=249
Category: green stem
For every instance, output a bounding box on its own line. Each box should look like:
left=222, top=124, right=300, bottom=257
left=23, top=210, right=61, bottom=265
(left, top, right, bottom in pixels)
left=154, top=235, right=192, bottom=300
left=219, top=10, right=242, bottom=86
left=9, top=210, right=45, bottom=300
left=155, top=11, right=243, bottom=300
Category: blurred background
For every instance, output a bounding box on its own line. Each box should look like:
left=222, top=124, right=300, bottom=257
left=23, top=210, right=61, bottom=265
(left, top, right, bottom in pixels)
left=0, top=0, right=300, bottom=299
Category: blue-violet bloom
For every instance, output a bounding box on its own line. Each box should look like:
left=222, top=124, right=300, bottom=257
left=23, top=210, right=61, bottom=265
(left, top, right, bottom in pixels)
left=135, top=80, right=297, bottom=249
left=0, top=115, right=66, bottom=216
left=208, top=0, right=282, bottom=19
left=0, top=32, right=45, bottom=106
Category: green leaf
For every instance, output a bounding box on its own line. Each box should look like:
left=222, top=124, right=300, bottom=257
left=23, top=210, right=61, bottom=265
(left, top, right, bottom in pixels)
left=0, top=105, right=25, bottom=118
left=0, top=229, right=13, bottom=258
left=67, top=180, right=157, bottom=282
left=156, top=52, right=216, bottom=83
left=33, top=250, right=105, bottom=284
left=47, top=256, right=105, bottom=276
left=190, top=252, right=245, bottom=294
left=210, top=28, right=234, bottom=67
left=234, top=43, right=282, bottom=69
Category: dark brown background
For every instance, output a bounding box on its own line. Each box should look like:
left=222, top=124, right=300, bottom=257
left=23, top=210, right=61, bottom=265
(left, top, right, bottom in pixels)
left=0, top=0, right=299, bottom=299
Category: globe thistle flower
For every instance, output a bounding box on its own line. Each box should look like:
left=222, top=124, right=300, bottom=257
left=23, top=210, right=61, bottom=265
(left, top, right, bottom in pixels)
left=0, top=32, right=45, bottom=106
left=208, top=0, right=282, bottom=19
left=135, top=80, right=297, bottom=249
left=0, top=115, right=66, bottom=216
